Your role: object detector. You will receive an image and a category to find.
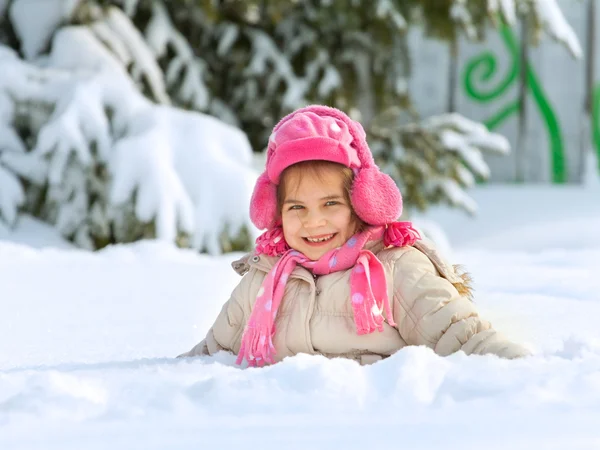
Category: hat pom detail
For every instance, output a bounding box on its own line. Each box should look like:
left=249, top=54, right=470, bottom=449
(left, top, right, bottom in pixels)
left=351, top=167, right=402, bottom=225
left=250, top=172, right=278, bottom=230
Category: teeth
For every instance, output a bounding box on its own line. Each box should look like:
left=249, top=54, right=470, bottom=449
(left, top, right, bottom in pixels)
left=306, top=234, right=334, bottom=243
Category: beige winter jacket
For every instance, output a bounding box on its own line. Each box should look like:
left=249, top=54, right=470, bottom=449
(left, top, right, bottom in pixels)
left=180, top=239, right=530, bottom=364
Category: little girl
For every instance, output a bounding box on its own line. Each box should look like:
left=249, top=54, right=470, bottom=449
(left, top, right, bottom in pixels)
left=179, top=105, right=530, bottom=366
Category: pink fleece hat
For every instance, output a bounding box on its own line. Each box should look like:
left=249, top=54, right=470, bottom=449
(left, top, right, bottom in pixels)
left=250, top=105, right=403, bottom=229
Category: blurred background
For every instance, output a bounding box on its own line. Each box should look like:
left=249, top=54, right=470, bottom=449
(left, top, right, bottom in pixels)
left=0, top=0, right=596, bottom=255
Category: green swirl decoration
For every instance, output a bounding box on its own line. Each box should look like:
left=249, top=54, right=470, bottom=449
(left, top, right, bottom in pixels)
left=463, top=25, right=566, bottom=183
left=464, top=26, right=520, bottom=101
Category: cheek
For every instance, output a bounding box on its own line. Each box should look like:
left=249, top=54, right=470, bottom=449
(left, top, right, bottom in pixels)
left=281, top=215, right=301, bottom=241
left=334, top=209, right=355, bottom=235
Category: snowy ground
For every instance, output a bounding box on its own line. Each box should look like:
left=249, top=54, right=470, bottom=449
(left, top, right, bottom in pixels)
left=2, top=178, right=600, bottom=449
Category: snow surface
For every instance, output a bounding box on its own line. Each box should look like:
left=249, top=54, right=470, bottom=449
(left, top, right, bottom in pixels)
left=0, top=215, right=75, bottom=250
left=2, top=176, right=600, bottom=448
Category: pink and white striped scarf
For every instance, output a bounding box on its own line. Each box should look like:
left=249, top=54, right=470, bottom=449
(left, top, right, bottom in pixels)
left=236, top=222, right=420, bottom=367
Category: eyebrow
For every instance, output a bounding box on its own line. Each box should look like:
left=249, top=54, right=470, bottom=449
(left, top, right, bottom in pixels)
left=283, top=195, right=343, bottom=205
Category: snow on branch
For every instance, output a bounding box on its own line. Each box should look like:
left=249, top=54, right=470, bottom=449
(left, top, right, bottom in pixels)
left=371, top=110, right=511, bottom=215
left=432, top=177, right=478, bottom=215
left=529, top=0, right=582, bottom=58
left=376, top=0, right=407, bottom=32
left=246, top=28, right=308, bottom=108
left=0, top=62, right=25, bottom=225
left=144, top=1, right=210, bottom=111
left=0, top=25, right=258, bottom=252
left=8, top=0, right=80, bottom=60
left=90, top=5, right=170, bottom=104
left=487, top=0, right=582, bottom=58
left=487, top=0, right=517, bottom=25
left=0, top=164, right=24, bottom=225
left=424, top=113, right=509, bottom=178
left=451, top=0, right=478, bottom=40
left=122, top=0, right=140, bottom=16
left=34, top=77, right=110, bottom=184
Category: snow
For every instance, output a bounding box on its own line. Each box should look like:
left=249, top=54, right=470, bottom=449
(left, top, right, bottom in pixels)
left=0, top=126, right=27, bottom=155
left=376, top=0, right=407, bottom=31
left=532, top=0, right=583, bottom=58
left=451, top=0, right=477, bottom=40
left=8, top=0, right=80, bottom=60
left=0, top=164, right=24, bottom=224
left=487, top=0, right=517, bottom=25
left=50, top=26, right=129, bottom=75
left=0, top=215, right=74, bottom=249
left=2, top=177, right=600, bottom=448
left=0, top=1, right=596, bottom=445
left=111, top=105, right=259, bottom=251
left=485, top=0, right=581, bottom=58
left=425, top=113, right=510, bottom=155
left=416, top=113, right=511, bottom=214
left=440, top=130, right=491, bottom=178
left=435, top=176, right=479, bottom=214
left=0, top=90, right=14, bottom=123
left=122, top=0, right=140, bottom=17
left=415, top=177, right=600, bottom=254
left=499, top=0, right=517, bottom=24
left=1, top=23, right=258, bottom=253
left=100, top=6, right=170, bottom=104
left=145, top=1, right=210, bottom=110
left=216, top=23, right=239, bottom=57
left=246, top=29, right=307, bottom=108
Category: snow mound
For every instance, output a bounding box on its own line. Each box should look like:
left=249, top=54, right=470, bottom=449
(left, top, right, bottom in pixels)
left=2, top=192, right=600, bottom=447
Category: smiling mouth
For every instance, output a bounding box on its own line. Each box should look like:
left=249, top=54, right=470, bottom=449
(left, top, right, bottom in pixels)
left=303, top=233, right=337, bottom=244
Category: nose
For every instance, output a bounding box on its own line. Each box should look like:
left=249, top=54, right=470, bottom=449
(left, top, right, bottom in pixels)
left=302, top=209, right=327, bottom=229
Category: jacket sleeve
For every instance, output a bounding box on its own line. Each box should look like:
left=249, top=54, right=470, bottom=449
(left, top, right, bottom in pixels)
left=178, top=269, right=257, bottom=358
left=391, top=247, right=530, bottom=359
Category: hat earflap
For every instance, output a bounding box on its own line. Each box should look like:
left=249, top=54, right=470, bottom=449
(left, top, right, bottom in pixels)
left=351, top=167, right=402, bottom=225
left=250, top=171, right=278, bottom=230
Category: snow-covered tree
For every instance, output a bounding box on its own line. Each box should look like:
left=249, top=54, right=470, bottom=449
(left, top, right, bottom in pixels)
left=0, top=0, right=258, bottom=253
left=0, top=0, right=581, bottom=252
left=370, top=110, right=511, bottom=214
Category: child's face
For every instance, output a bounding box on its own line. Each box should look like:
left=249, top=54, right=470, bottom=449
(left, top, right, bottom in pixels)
left=281, top=166, right=358, bottom=260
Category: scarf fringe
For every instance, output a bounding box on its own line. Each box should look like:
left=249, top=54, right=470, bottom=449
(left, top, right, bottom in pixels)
left=350, top=252, right=396, bottom=335
left=236, top=325, right=276, bottom=367
left=383, top=221, right=421, bottom=248
left=255, top=226, right=289, bottom=256
left=353, top=296, right=385, bottom=335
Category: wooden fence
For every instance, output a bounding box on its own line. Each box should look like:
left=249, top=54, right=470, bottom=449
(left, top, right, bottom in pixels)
left=409, top=0, right=598, bottom=183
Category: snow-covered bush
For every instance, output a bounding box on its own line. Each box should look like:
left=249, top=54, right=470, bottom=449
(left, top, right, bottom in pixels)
left=371, top=110, right=510, bottom=215
left=0, top=8, right=258, bottom=253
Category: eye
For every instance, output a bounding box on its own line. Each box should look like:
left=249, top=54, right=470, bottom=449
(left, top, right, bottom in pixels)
left=288, top=205, right=304, bottom=211
left=325, top=201, right=340, bottom=206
